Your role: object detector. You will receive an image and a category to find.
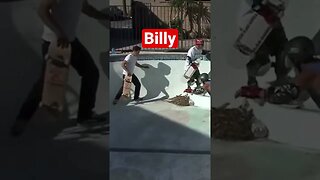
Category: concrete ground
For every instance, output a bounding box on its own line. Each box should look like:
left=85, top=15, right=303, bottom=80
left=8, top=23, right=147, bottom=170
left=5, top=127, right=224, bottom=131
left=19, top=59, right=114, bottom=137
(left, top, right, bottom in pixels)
left=109, top=57, right=211, bottom=180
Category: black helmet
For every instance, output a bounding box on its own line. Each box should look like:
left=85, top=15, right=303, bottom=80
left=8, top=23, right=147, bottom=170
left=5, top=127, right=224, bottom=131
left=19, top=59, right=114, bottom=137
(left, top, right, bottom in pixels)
left=199, top=73, right=209, bottom=83
left=285, top=36, right=315, bottom=65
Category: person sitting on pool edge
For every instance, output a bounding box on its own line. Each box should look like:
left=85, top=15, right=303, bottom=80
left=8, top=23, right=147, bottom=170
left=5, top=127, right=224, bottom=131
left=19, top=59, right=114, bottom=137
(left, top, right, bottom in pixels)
left=112, top=46, right=149, bottom=105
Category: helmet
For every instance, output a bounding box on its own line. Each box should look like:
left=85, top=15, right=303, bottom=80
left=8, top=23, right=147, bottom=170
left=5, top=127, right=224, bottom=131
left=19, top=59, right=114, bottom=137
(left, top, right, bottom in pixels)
left=285, top=36, right=315, bottom=65
left=199, top=73, right=209, bottom=83
left=195, top=39, right=204, bottom=45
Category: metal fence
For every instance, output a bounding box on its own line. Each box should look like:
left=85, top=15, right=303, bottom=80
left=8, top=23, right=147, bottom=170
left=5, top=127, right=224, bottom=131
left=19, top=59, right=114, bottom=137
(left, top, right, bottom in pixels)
left=109, top=3, right=211, bottom=52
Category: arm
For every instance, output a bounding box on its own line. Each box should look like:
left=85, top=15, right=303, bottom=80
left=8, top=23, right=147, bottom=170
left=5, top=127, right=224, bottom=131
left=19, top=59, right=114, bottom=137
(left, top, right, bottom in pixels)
left=186, top=56, right=192, bottom=65
left=136, top=62, right=148, bottom=68
left=82, top=0, right=110, bottom=20
left=38, top=0, right=66, bottom=39
left=121, top=60, right=131, bottom=75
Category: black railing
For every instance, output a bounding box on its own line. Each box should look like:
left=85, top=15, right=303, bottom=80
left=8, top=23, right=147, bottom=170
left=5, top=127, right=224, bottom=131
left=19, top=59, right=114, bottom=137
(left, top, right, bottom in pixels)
left=109, top=2, right=211, bottom=52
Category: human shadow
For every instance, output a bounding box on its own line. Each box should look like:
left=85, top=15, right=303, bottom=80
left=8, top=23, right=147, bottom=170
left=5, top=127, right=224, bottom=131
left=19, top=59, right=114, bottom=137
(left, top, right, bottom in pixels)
left=138, top=62, right=171, bottom=104
left=107, top=1, right=169, bottom=49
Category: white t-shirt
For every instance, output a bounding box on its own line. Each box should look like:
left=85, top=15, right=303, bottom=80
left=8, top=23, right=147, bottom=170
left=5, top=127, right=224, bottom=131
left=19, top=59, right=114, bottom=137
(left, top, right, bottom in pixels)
left=185, top=46, right=202, bottom=70
left=42, top=0, right=84, bottom=42
left=122, top=54, right=138, bottom=75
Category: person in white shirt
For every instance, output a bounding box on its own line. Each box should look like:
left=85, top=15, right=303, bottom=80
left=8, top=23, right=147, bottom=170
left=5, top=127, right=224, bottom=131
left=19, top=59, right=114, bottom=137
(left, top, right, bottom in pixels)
left=184, top=39, right=204, bottom=93
left=238, top=0, right=289, bottom=86
left=11, top=0, right=115, bottom=136
left=113, top=46, right=149, bottom=105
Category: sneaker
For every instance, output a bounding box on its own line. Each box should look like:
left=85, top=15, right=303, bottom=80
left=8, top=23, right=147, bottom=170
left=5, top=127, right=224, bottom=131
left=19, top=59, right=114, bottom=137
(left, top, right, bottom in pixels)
left=184, top=88, right=193, bottom=93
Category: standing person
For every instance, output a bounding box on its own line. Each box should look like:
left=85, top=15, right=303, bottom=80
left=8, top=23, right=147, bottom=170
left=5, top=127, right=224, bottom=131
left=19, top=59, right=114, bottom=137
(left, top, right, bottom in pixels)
left=11, top=0, right=114, bottom=137
left=112, top=46, right=149, bottom=105
left=238, top=0, right=289, bottom=86
left=184, top=39, right=204, bottom=93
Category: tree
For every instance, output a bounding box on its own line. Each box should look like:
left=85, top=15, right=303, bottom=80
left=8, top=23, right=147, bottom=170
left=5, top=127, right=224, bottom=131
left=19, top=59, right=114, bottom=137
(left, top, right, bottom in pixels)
left=193, top=2, right=210, bottom=37
left=169, top=0, right=210, bottom=38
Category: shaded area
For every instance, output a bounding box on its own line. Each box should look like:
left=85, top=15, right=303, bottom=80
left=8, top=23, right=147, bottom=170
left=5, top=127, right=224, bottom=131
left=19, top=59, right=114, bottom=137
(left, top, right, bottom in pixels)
left=0, top=1, right=109, bottom=179
left=140, top=62, right=171, bottom=101
left=110, top=102, right=210, bottom=151
left=1, top=108, right=108, bottom=180
left=111, top=152, right=210, bottom=180
left=110, top=103, right=210, bottom=179
left=110, top=1, right=168, bottom=49
left=212, top=140, right=320, bottom=180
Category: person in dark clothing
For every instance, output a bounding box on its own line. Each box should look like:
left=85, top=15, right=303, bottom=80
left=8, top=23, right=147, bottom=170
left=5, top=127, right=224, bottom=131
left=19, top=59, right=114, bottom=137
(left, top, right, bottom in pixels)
left=246, top=0, right=290, bottom=86
left=11, top=0, right=114, bottom=136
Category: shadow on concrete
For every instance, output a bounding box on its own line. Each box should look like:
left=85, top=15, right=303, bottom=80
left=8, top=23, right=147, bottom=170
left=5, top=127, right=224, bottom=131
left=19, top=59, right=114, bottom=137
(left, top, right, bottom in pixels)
left=140, top=62, right=171, bottom=101
left=212, top=139, right=320, bottom=180
left=1, top=107, right=108, bottom=180
left=110, top=103, right=210, bottom=179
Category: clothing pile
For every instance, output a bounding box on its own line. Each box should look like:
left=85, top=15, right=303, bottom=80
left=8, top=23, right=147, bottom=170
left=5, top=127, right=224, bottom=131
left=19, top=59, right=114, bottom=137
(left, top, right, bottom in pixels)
left=166, top=94, right=193, bottom=106
left=212, top=100, right=268, bottom=141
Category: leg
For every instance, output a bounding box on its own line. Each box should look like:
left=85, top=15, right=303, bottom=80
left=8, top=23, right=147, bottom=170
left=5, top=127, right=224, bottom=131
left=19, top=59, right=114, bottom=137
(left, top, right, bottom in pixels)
left=12, top=41, right=50, bottom=136
left=69, top=39, right=100, bottom=121
left=114, top=75, right=125, bottom=101
left=187, top=69, right=200, bottom=88
left=131, top=74, right=141, bottom=100
left=268, top=23, right=290, bottom=81
left=246, top=49, right=270, bottom=86
left=193, top=69, right=201, bottom=87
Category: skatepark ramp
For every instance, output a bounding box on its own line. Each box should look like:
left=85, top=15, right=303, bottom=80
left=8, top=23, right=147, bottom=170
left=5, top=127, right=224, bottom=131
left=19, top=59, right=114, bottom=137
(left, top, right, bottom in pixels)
left=109, top=52, right=211, bottom=108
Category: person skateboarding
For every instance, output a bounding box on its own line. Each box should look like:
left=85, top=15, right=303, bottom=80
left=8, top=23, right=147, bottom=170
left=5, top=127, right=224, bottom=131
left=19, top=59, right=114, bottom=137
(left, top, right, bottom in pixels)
left=112, top=46, right=149, bottom=105
left=10, top=0, right=118, bottom=137
left=184, top=39, right=205, bottom=93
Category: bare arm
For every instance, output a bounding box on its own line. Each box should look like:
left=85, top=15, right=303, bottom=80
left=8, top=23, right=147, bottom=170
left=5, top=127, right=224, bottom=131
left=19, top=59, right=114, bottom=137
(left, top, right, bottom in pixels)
left=136, top=62, right=148, bottom=68
left=38, top=0, right=65, bottom=38
left=121, top=60, right=131, bottom=75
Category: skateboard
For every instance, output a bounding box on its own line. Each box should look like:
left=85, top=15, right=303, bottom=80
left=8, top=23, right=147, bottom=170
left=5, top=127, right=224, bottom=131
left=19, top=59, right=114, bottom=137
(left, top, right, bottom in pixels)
left=122, top=75, right=132, bottom=98
left=40, top=42, right=71, bottom=112
left=234, top=0, right=286, bottom=57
